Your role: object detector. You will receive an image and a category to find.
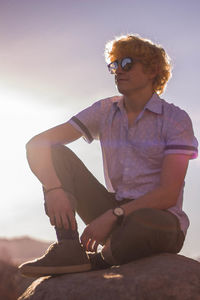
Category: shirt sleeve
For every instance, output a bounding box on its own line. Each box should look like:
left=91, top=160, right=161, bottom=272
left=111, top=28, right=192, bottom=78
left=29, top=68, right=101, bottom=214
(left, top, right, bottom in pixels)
left=68, top=99, right=103, bottom=143
left=164, top=109, right=198, bottom=159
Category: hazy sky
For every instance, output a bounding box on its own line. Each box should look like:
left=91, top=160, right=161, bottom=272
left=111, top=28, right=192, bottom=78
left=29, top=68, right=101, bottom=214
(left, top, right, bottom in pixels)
left=0, top=0, right=200, bottom=258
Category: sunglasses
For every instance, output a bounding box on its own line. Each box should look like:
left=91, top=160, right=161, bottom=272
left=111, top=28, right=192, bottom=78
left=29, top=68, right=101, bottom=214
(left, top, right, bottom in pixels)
left=107, top=57, right=139, bottom=74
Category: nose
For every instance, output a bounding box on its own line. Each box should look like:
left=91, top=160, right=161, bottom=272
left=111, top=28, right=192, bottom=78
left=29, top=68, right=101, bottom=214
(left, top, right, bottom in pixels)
left=115, top=64, right=123, bottom=74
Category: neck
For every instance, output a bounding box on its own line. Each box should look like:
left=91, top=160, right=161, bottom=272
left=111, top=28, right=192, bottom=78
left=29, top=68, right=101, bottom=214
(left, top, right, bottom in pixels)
left=123, top=87, right=154, bottom=113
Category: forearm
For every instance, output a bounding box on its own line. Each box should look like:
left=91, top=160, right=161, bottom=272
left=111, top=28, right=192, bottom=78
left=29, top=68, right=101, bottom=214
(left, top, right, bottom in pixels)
left=120, top=186, right=177, bottom=217
left=26, top=122, right=82, bottom=189
left=120, top=155, right=189, bottom=217
left=26, top=137, right=61, bottom=189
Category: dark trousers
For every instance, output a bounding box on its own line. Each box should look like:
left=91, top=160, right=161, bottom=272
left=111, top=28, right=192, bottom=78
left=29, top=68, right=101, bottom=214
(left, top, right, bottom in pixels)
left=48, top=144, right=185, bottom=264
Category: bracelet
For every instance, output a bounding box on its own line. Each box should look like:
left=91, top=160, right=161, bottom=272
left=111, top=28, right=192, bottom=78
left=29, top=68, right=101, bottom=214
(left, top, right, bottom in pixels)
left=44, top=186, right=64, bottom=195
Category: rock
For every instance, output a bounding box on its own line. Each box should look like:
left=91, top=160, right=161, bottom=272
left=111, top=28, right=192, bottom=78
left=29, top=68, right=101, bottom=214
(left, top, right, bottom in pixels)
left=18, top=253, right=200, bottom=300
left=0, top=259, right=33, bottom=300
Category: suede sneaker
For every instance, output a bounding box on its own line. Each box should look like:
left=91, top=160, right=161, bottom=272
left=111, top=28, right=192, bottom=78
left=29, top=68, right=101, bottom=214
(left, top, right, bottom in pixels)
left=18, top=239, right=91, bottom=278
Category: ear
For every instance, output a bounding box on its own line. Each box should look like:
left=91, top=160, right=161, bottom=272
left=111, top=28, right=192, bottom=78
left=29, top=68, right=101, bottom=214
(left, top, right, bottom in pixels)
left=148, top=65, right=159, bottom=80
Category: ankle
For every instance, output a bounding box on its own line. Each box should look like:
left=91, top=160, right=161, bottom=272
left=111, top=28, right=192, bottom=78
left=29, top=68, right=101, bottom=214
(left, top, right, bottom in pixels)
left=55, top=227, right=79, bottom=242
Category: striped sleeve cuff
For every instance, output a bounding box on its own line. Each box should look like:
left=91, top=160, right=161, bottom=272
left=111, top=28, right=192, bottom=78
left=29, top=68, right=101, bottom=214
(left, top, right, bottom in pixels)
left=164, top=145, right=198, bottom=159
left=69, top=116, right=93, bottom=143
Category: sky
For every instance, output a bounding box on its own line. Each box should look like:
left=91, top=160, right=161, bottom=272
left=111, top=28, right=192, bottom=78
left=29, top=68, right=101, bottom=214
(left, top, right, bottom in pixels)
left=0, top=0, right=200, bottom=258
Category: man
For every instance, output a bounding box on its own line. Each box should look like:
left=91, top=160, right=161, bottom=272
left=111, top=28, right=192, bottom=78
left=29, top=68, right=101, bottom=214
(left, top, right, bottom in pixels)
left=19, top=34, right=198, bottom=277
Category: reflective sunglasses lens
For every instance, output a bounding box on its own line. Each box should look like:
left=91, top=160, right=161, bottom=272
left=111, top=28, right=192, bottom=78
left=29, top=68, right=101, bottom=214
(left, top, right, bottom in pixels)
left=108, top=61, right=118, bottom=74
left=121, top=58, right=133, bottom=71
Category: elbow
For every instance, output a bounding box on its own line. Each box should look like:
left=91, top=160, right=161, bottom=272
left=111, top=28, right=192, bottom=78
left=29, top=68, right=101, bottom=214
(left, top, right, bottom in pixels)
left=26, top=134, right=50, bottom=153
left=26, top=136, right=39, bottom=152
left=163, top=190, right=179, bottom=209
left=25, top=137, right=37, bottom=159
left=26, top=137, right=33, bottom=151
left=25, top=136, right=39, bottom=163
left=167, top=196, right=178, bottom=208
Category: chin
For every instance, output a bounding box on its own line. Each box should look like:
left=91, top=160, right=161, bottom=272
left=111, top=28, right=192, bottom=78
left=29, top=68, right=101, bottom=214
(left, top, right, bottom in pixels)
left=116, top=85, right=128, bottom=95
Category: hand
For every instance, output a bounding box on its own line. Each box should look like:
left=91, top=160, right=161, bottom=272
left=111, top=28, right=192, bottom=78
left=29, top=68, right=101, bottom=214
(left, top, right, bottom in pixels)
left=80, top=210, right=117, bottom=253
left=44, top=189, right=76, bottom=231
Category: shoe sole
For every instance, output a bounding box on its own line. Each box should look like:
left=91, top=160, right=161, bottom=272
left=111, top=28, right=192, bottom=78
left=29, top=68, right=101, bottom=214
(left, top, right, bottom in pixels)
left=19, top=263, right=92, bottom=278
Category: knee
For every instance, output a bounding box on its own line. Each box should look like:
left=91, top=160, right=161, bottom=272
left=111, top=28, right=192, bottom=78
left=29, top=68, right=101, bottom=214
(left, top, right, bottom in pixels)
left=109, top=208, right=181, bottom=264
left=51, top=144, right=74, bottom=161
left=124, top=208, right=160, bottom=229
left=51, top=144, right=83, bottom=177
left=130, top=207, right=159, bottom=219
left=51, top=144, right=68, bottom=154
left=125, top=208, right=177, bottom=231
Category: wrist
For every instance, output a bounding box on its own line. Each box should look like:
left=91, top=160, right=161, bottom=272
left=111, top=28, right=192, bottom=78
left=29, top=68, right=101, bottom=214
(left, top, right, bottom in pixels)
left=43, top=185, right=64, bottom=195
left=112, top=206, right=125, bottom=225
left=107, top=209, right=118, bottom=222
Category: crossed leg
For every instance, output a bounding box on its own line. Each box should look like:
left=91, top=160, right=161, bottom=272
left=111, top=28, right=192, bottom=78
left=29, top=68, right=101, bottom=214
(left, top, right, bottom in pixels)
left=51, top=145, right=185, bottom=265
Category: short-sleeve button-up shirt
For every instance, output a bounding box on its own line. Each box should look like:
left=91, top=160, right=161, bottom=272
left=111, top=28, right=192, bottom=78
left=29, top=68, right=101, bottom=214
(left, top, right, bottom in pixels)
left=69, top=93, right=198, bottom=234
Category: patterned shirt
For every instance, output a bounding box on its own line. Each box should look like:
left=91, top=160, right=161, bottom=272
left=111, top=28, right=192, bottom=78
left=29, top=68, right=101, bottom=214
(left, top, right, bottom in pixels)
left=69, top=93, right=198, bottom=234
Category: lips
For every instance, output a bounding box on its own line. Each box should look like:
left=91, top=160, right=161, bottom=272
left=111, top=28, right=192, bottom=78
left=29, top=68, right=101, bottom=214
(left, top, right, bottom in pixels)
left=115, top=76, right=128, bottom=82
left=115, top=78, right=128, bottom=84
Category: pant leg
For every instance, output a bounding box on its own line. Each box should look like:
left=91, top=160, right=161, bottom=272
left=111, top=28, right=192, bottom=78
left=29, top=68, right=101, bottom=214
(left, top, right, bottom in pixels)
left=50, top=144, right=117, bottom=224
left=102, top=208, right=185, bottom=265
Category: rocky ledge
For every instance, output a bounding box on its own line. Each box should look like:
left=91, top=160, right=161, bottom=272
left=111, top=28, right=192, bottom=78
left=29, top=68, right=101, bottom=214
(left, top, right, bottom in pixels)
left=18, top=253, right=200, bottom=300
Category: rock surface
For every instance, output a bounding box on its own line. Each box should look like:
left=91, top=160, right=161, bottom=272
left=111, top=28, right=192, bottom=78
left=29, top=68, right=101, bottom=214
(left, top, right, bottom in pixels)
left=18, top=253, right=200, bottom=300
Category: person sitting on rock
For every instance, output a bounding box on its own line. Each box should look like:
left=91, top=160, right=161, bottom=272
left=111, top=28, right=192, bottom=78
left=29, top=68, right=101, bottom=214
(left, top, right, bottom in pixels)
left=19, top=34, right=198, bottom=278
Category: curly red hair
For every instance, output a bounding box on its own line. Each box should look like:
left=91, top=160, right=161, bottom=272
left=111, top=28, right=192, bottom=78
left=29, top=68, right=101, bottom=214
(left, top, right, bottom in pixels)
left=105, top=34, right=172, bottom=95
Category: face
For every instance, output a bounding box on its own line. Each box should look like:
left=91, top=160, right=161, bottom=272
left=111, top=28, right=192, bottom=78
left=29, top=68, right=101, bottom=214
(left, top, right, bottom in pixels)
left=109, top=57, right=155, bottom=96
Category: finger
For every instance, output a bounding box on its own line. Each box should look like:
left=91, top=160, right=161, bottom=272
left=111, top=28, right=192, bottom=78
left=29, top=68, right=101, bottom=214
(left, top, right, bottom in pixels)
left=80, top=232, right=88, bottom=250
left=49, top=217, right=55, bottom=226
left=90, top=240, right=98, bottom=253
left=80, top=236, right=86, bottom=249
left=54, top=213, right=62, bottom=228
left=92, top=241, right=99, bottom=253
left=68, top=211, right=76, bottom=231
left=49, top=211, right=56, bottom=226
left=86, top=238, right=95, bottom=252
left=61, top=214, right=69, bottom=230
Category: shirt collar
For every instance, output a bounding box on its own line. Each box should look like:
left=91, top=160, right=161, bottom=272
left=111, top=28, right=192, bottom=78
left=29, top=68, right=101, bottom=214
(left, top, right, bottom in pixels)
left=113, top=93, right=163, bottom=115
left=144, top=93, right=163, bottom=114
